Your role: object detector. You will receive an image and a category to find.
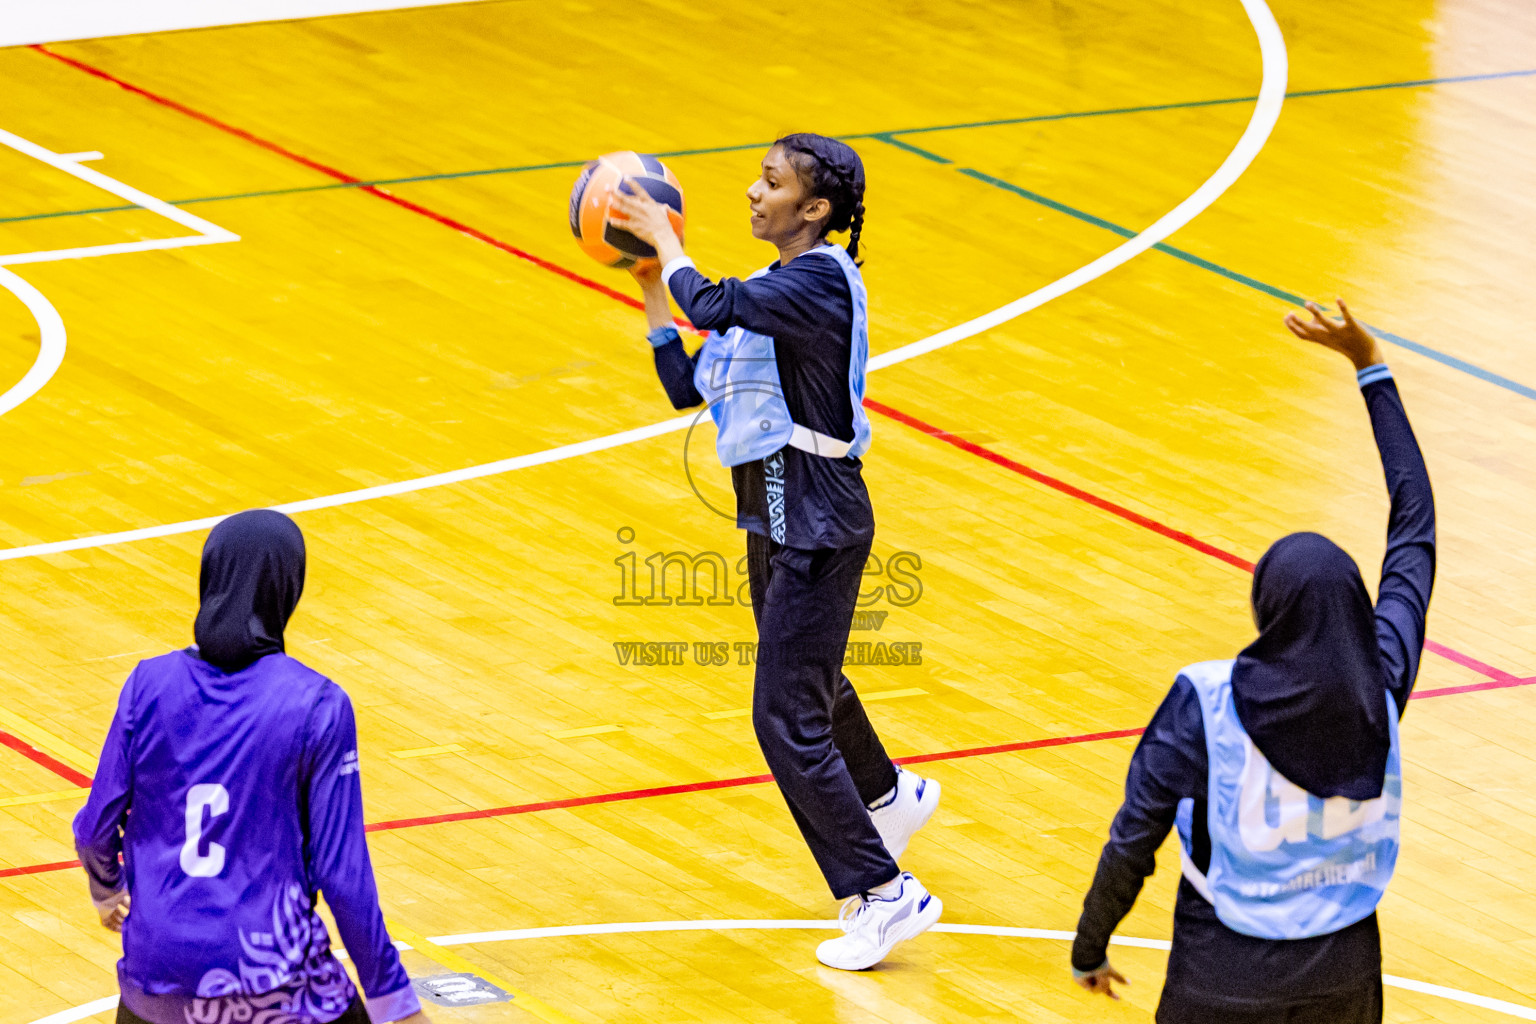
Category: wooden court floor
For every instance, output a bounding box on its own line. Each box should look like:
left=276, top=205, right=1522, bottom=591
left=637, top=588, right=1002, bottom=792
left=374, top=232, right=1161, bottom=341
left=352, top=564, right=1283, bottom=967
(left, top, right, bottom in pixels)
left=3, top=0, right=1536, bottom=1020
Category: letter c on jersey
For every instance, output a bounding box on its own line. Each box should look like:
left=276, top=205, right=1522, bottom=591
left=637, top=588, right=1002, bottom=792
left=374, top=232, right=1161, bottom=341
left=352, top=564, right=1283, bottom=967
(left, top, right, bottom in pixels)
left=180, top=783, right=229, bottom=877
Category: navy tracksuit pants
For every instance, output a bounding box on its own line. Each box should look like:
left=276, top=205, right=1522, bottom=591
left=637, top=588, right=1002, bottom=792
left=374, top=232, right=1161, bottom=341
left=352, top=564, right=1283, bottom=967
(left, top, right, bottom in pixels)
left=746, top=531, right=901, bottom=898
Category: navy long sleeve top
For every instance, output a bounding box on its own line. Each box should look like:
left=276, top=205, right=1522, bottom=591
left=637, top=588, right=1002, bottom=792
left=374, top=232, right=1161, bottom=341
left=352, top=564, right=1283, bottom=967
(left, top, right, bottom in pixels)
left=650, top=251, right=875, bottom=550
left=1072, top=371, right=1435, bottom=1008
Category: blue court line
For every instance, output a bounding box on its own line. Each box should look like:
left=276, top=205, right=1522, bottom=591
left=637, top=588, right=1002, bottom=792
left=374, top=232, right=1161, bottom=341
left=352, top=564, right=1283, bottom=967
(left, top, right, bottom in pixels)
left=872, top=140, right=1536, bottom=402
left=3, top=66, right=1532, bottom=228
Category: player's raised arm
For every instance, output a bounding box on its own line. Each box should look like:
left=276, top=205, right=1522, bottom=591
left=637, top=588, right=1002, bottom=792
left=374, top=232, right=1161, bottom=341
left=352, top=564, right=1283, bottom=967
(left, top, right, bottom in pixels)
left=1285, top=299, right=1436, bottom=713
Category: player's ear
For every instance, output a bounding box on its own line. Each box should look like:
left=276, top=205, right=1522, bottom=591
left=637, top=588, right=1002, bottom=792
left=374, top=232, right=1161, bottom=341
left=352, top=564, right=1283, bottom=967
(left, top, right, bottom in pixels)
left=802, top=195, right=832, bottom=225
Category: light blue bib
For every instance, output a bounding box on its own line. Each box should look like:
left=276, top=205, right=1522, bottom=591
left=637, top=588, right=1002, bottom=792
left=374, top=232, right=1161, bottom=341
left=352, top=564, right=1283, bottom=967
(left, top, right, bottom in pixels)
left=1175, top=659, right=1402, bottom=940
left=692, top=244, right=871, bottom=469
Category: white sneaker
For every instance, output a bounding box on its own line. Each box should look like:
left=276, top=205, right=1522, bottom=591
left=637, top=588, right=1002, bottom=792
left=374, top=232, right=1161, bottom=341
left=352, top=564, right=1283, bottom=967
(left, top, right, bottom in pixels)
left=868, top=767, right=941, bottom=861
left=816, top=872, right=943, bottom=971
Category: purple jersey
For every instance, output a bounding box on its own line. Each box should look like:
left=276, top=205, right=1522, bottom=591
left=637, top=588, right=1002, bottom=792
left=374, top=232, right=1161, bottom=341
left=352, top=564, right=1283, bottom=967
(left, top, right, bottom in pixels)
left=73, top=650, right=420, bottom=1024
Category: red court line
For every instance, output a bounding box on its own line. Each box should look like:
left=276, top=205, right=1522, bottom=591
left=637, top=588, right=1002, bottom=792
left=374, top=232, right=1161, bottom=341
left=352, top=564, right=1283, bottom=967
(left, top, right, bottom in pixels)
left=1421, top=640, right=1521, bottom=682
left=0, top=730, right=92, bottom=788
left=0, top=858, right=82, bottom=880
left=6, top=726, right=1148, bottom=877
left=1414, top=676, right=1536, bottom=699
left=6, top=681, right=1525, bottom=880
left=30, top=44, right=647, bottom=314
left=364, top=726, right=1151, bottom=833
left=860, top=398, right=1533, bottom=686
left=366, top=772, right=773, bottom=832
left=864, top=396, right=1257, bottom=572
left=895, top=727, right=1145, bottom=765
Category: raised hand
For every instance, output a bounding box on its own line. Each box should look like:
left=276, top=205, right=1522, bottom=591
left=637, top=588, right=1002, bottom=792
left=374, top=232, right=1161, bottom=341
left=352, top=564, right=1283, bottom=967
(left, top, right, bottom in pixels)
left=1283, top=298, right=1385, bottom=371
left=1073, top=961, right=1129, bottom=1000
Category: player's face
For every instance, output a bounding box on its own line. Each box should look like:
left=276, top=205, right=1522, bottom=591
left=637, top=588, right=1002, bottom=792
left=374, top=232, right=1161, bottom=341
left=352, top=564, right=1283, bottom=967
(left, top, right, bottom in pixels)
left=747, top=146, right=815, bottom=244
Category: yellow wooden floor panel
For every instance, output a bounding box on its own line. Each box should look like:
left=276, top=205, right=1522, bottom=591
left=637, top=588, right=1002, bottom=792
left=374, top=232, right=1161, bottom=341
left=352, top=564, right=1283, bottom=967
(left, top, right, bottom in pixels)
left=3, top=0, right=1535, bottom=1020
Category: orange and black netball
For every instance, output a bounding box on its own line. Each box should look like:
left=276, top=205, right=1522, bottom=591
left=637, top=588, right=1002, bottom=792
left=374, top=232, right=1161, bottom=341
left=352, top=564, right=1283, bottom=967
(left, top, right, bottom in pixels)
left=568, top=150, right=685, bottom=269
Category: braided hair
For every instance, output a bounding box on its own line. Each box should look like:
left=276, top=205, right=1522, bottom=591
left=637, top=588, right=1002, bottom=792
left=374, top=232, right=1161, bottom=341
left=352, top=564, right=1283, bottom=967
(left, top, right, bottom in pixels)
left=773, top=133, right=867, bottom=264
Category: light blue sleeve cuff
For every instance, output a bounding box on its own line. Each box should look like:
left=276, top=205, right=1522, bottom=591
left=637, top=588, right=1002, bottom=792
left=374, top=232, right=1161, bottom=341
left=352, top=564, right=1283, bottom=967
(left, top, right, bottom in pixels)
left=366, top=982, right=423, bottom=1022
left=647, top=325, right=681, bottom=349
left=1356, top=363, right=1392, bottom=388
left=660, top=255, right=696, bottom=289
left=1072, top=958, right=1110, bottom=979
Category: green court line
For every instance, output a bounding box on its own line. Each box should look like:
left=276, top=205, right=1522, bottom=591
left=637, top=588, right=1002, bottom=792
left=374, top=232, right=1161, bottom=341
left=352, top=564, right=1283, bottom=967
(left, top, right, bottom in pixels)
left=874, top=67, right=1536, bottom=137
left=3, top=66, right=1532, bottom=228
left=875, top=146, right=1536, bottom=402
left=869, top=133, right=953, bottom=164
left=955, top=166, right=1299, bottom=302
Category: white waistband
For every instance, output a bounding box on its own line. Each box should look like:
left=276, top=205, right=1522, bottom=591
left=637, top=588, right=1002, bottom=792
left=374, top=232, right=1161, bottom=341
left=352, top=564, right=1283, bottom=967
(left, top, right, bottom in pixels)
left=1178, top=844, right=1217, bottom=905
left=787, top=423, right=853, bottom=459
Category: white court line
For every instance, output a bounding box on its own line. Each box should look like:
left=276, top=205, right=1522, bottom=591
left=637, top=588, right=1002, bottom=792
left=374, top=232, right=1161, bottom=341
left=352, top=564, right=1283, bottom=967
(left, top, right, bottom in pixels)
left=424, top=920, right=1536, bottom=1020
left=0, top=268, right=66, bottom=418
left=0, top=0, right=1287, bottom=561
left=0, top=233, right=237, bottom=267
left=4, top=0, right=504, bottom=49
left=866, top=0, right=1286, bottom=371
left=29, top=918, right=1536, bottom=1024
left=0, top=128, right=240, bottom=418
left=0, top=127, right=240, bottom=266
left=24, top=996, right=119, bottom=1024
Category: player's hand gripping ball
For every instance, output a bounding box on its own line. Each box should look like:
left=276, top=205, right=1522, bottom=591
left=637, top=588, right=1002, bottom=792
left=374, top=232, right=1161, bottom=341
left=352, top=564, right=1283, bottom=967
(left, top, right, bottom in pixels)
left=569, top=151, right=685, bottom=270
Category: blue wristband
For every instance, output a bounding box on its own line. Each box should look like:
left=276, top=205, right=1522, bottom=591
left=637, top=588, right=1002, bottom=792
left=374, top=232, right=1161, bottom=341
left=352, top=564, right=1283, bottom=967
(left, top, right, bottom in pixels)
left=647, top=325, right=681, bottom=349
left=1356, top=363, right=1392, bottom=388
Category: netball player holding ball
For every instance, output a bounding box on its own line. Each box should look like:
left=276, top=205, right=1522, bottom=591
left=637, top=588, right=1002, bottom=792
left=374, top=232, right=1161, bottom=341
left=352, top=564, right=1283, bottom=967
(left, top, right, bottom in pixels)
left=609, top=136, right=944, bottom=971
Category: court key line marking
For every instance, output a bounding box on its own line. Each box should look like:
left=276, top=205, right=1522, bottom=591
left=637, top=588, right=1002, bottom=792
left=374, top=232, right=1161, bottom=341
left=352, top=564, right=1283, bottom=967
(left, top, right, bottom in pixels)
left=0, top=127, right=240, bottom=419
left=23, top=920, right=1536, bottom=1024
left=28, top=42, right=644, bottom=314
left=4, top=0, right=1286, bottom=558
left=0, top=128, right=238, bottom=267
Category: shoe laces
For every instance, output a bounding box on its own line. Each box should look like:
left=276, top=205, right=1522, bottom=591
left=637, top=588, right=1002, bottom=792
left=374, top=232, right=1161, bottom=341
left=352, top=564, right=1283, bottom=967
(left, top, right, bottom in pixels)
left=837, top=893, right=871, bottom=933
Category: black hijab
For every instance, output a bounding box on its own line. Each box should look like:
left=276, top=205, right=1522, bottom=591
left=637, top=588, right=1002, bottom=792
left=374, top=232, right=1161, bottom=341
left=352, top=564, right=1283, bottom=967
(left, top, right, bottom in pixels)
left=193, top=510, right=306, bottom=672
left=1230, top=532, right=1390, bottom=801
